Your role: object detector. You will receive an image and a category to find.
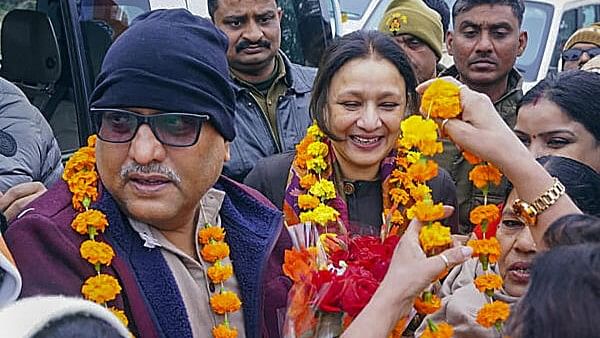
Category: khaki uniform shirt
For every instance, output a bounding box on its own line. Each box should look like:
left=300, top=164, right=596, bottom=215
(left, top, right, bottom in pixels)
left=231, top=54, right=288, bottom=145
left=436, top=67, right=523, bottom=234
left=129, top=188, right=246, bottom=338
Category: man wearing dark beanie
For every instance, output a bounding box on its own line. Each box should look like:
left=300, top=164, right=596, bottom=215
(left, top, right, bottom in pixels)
left=5, top=9, right=291, bottom=338
left=208, top=0, right=316, bottom=182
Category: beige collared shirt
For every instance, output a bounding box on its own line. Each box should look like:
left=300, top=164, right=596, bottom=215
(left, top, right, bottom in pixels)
left=129, top=188, right=246, bottom=338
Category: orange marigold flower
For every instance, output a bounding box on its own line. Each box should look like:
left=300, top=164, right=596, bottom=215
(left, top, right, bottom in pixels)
left=419, top=222, right=452, bottom=256
left=390, top=187, right=410, bottom=205
left=385, top=208, right=405, bottom=226
left=408, top=200, right=445, bottom=222
left=71, top=209, right=109, bottom=235
left=414, top=293, right=442, bottom=315
left=463, top=151, right=482, bottom=165
left=468, top=237, right=501, bottom=265
left=207, top=262, right=234, bottom=284
left=283, top=248, right=317, bottom=283
left=420, top=79, right=462, bottom=119
left=82, top=274, right=122, bottom=303
left=108, top=307, right=129, bottom=327
left=80, top=240, right=115, bottom=266
left=298, top=194, right=320, bottom=210
left=420, top=321, right=454, bottom=338
left=299, top=174, right=318, bottom=189
left=199, top=226, right=226, bottom=245
left=469, top=164, right=502, bottom=190
left=407, top=160, right=438, bottom=182
left=212, top=323, right=238, bottom=338
left=71, top=185, right=100, bottom=211
left=210, top=290, right=242, bottom=314
left=474, top=274, right=504, bottom=295
left=87, top=134, right=97, bottom=147
left=469, top=204, right=501, bottom=226
left=476, top=301, right=510, bottom=328
left=201, top=242, right=230, bottom=263
left=410, top=184, right=432, bottom=202
left=63, top=148, right=96, bottom=181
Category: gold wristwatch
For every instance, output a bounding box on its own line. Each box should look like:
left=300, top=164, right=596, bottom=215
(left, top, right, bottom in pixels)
left=511, top=178, right=566, bottom=226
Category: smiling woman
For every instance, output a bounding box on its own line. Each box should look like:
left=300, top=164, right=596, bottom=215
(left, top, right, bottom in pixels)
left=514, top=70, right=600, bottom=173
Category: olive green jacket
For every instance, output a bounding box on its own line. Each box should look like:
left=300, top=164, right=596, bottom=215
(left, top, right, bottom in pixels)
left=436, top=66, right=523, bottom=234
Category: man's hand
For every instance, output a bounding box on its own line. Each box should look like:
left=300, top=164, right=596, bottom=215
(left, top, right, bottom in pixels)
left=0, top=182, right=46, bottom=222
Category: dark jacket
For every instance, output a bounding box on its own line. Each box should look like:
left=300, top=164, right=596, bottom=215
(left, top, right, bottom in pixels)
left=244, top=152, right=460, bottom=233
left=0, top=78, right=62, bottom=192
left=6, top=177, right=292, bottom=338
left=223, top=52, right=316, bottom=182
left=436, top=67, right=523, bottom=234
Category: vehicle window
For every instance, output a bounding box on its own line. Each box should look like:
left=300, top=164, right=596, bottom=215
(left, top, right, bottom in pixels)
left=339, top=0, right=370, bottom=20
left=361, top=0, right=391, bottom=30
left=515, top=2, right=553, bottom=81
left=549, top=5, right=600, bottom=74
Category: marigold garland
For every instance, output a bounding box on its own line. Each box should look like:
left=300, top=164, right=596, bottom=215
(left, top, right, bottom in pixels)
left=420, top=320, right=454, bottom=338
left=63, top=135, right=130, bottom=331
left=475, top=301, right=511, bottom=329
left=414, top=292, right=442, bottom=315
left=420, top=78, right=462, bottom=119
left=210, top=290, right=243, bottom=315
left=474, top=274, right=504, bottom=296
left=212, top=323, right=239, bottom=338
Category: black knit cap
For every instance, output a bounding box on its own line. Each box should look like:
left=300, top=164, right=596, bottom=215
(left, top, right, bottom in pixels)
left=90, top=9, right=236, bottom=141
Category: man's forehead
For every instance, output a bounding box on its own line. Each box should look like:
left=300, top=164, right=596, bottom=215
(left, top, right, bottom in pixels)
left=454, top=4, right=519, bottom=26
left=217, top=0, right=278, bottom=15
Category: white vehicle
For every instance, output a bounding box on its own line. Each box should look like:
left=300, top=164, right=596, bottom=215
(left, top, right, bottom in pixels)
left=339, top=0, right=380, bottom=35
left=361, top=0, right=600, bottom=91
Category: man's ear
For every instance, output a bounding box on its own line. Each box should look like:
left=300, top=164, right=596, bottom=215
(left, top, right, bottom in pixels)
left=446, top=31, right=454, bottom=56
left=517, top=31, right=528, bottom=57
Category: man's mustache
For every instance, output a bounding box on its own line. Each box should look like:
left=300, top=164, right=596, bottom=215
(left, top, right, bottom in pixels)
left=120, top=162, right=182, bottom=185
left=235, top=39, right=271, bottom=53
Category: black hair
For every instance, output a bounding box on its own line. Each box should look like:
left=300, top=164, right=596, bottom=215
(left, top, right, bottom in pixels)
left=208, top=0, right=278, bottom=20
left=310, top=30, right=418, bottom=140
left=452, top=0, right=525, bottom=25
left=32, top=313, right=126, bottom=338
left=518, top=70, right=600, bottom=143
left=507, top=243, right=600, bottom=338
left=423, top=0, right=450, bottom=36
left=544, top=214, right=600, bottom=248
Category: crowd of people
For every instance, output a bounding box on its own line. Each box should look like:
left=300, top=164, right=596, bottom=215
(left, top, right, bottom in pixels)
left=0, top=0, right=599, bottom=337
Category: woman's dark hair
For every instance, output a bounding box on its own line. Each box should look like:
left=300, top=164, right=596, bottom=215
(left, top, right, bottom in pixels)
left=536, top=155, right=600, bottom=217
left=310, top=30, right=418, bottom=140
left=518, top=70, right=600, bottom=143
left=32, top=313, right=126, bottom=338
left=544, top=214, right=600, bottom=247
left=507, top=243, right=600, bottom=338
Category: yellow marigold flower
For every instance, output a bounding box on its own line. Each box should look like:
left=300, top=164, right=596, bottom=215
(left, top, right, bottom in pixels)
left=410, top=184, right=432, bottom=201
left=463, top=151, right=482, bottom=165
left=71, top=209, right=109, bottom=235
left=82, top=274, right=121, bottom=303
left=469, top=164, right=502, bottom=190
left=421, top=321, right=454, bottom=338
left=420, top=140, right=443, bottom=157
left=407, top=160, right=438, bottom=182
left=407, top=200, right=445, bottom=222
left=298, top=194, right=320, bottom=210
left=476, top=300, right=510, bottom=328
left=201, top=242, right=230, bottom=263
left=468, top=238, right=501, bottom=264
left=419, top=222, right=452, bottom=256
left=474, top=274, right=504, bottom=294
left=213, top=323, right=238, bottom=338
left=407, top=151, right=422, bottom=163
left=199, top=226, right=226, bottom=245
left=309, top=179, right=336, bottom=200
left=207, top=262, right=234, bottom=284
left=400, top=116, right=439, bottom=151
left=108, top=307, right=129, bottom=327
left=80, top=240, right=115, bottom=266
left=470, top=204, right=500, bottom=226
left=311, top=204, right=340, bottom=226
left=87, top=134, right=97, bottom=147
left=306, top=157, right=327, bottom=173
left=307, top=141, right=328, bottom=157
left=306, top=124, right=324, bottom=138
left=390, top=187, right=410, bottom=205
left=299, top=174, right=317, bottom=189
left=420, top=78, right=462, bottom=119
left=385, top=208, right=405, bottom=225
left=210, top=290, right=242, bottom=315
left=299, top=210, right=313, bottom=223
left=414, top=293, right=442, bottom=315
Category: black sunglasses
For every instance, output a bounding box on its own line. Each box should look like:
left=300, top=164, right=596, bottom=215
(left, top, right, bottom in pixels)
left=91, top=108, right=210, bottom=147
left=561, top=47, right=600, bottom=61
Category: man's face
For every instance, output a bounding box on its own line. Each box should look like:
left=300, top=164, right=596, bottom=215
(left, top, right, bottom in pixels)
left=213, top=0, right=282, bottom=77
left=392, top=34, right=438, bottom=83
left=96, top=108, right=230, bottom=231
left=447, top=4, right=527, bottom=87
left=562, top=42, right=600, bottom=71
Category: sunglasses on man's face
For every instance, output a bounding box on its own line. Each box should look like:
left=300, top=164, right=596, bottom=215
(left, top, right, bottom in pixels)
left=561, top=47, right=600, bottom=61
left=91, top=108, right=210, bottom=147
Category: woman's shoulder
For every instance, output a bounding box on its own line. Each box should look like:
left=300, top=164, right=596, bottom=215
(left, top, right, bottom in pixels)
left=243, top=151, right=296, bottom=209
